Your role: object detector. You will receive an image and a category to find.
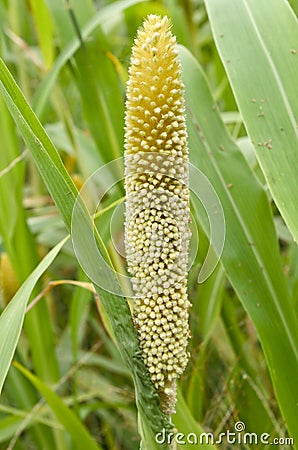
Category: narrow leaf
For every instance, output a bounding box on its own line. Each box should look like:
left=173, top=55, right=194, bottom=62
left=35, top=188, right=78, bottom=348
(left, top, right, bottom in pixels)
left=0, top=237, right=68, bottom=395
left=14, top=362, right=102, bottom=450
left=34, top=0, right=149, bottom=118
left=205, top=0, right=298, bottom=242
left=180, top=45, right=298, bottom=441
left=0, top=54, right=172, bottom=448
left=174, top=389, right=218, bottom=449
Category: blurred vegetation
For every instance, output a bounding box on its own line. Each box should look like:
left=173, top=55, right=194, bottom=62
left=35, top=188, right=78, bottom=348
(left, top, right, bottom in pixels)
left=0, top=0, right=297, bottom=449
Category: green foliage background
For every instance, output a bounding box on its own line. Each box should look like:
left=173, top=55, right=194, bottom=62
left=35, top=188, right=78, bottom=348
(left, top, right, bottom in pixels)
left=0, top=0, right=297, bottom=449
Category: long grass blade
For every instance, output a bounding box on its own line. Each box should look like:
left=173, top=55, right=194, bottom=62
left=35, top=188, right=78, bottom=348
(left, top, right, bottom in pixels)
left=205, top=0, right=298, bottom=242
left=180, top=45, right=298, bottom=441
left=14, top=362, right=103, bottom=450
left=0, top=55, right=172, bottom=449
left=0, top=237, right=68, bottom=395
left=33, top=0, right=149, bottom=119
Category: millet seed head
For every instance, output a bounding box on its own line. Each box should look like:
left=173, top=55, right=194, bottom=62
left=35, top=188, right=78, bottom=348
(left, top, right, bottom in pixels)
left=124, top=14, right=191, bottom=415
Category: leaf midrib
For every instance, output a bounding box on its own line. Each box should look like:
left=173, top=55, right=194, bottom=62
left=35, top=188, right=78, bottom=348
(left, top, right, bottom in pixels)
left=188, top=112, right=298, bottom=360
left=242, top=0, right=298, bottom=138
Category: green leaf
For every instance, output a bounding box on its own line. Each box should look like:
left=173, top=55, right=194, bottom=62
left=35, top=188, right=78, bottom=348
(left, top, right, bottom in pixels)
left=28, top=0, right=54, bottom=68
left=0, top=98, right=61, bottom=390
left=197, top=265, right=225, bottom=343
left=0, top=97, right=25, bottom=249
left=14, top=362, right=103, bottom=450
left=173, top=388, right=218, bottom=449
left=0, top=237, right=68, bottom=395
left=75, top=36, right=124, bottom=164
left=34, top=0, right=149, bottom=119
left=0, top=415, right=30, bottom=444
left=0, top=404, right=62, bottom=443
left=205, top=0, right=298, bottom=242
left=0, top=57, right=78, bottom=230
left=179, top=45, right=298, bottom=442
left=0, top=54, right=172, bottom=449
left=228, top=367, right=281, bottom=440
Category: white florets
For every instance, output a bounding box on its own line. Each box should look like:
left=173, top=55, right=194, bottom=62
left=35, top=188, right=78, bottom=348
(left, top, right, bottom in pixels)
left=124, top=14, right=191, bottom=415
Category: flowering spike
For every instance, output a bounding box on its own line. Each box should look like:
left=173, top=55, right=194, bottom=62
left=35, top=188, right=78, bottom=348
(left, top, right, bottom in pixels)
left=124, top=15, right=191, bottom=414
